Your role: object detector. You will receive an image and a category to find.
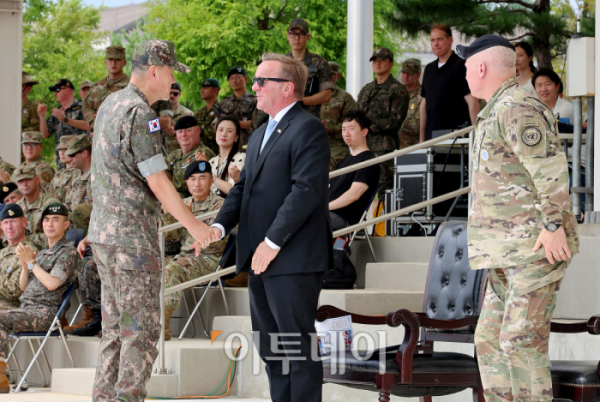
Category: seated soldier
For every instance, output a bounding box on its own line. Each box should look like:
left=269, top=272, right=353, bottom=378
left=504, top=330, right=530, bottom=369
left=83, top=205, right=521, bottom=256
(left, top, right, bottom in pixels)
left=162, top=161, right=227, bottom=340
left=0, top=202, right=79, bottom=392
left=0, top=205, right=36, bottom=310
left=8, top=132, right=55, bottom=185
left=329, top=111, right=380, bottom=231
left=0, top=183, right=23, bottom=206
left=49, top=135, right=80, bottom=202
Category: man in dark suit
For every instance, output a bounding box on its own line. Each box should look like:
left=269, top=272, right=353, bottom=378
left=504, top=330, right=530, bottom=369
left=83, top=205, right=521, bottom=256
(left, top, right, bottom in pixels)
left=209, top=53, right=332, bottom=402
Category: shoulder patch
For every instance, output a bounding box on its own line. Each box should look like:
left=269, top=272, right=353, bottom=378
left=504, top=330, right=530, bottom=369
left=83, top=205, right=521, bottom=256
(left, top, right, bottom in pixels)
left=148, top=118, right=161, bottom=133
left=522, top=127, right=542, bottom=146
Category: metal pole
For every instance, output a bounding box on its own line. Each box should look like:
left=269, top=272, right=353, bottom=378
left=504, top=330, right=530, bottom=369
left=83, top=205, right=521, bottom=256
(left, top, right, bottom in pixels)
left=426, top=148, right=434, bottom=219
left=586, top=96, right=595, bottom=212
left=572, top=97, right=583, bottom=217
left=346, top=0, right=373, bottom=99
left=158, top=233, right=166, bottom=374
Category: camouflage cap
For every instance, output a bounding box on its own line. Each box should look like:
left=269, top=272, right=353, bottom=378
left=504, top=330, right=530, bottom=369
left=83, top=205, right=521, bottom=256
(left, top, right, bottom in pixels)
left=401, top=58, right=421, bottom=75
left=22, top=131, right=43, bottom=144
left=42, top=202, right=69, bottom=219
left=22, top=71, right=39, bottom=86
left=288, top=18, right=309, bottom=34
left=106, top=45, right=126, bottom=60
left=328, top=62, right=340, bottom=75
left=0, top=183, right=18, bottom=203
left=370, top=47, right=394, bottom=62
left=132, top=40, right=190, bottom=73
left=65, top=134, right=92, bottom=157
left=12, top=166, right=36, bottom=182
left=201, top=78, right=220, bottom=89
left=79, top=80, right=93, bottom=90
left=0, top=204, right=24, bottom=221
left=57, top=134, right=77, bottom=150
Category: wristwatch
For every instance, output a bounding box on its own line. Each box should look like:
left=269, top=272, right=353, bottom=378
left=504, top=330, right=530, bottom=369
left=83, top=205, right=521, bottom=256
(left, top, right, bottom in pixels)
left=545, top=222, right=561, bottom=232
left=27, top=262, right=35, bottom=271
left=63, top=116, right=69, bottom=123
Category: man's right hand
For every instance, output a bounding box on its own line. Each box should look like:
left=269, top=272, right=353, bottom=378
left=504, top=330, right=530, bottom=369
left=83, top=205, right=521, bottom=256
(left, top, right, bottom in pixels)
left=192, top=226, right=222, bottom=256
left=188, top=220, right=214, bottom=250
left=37, top=101, right=47, bottom=117
left=77, top=236, right=89, bottom=258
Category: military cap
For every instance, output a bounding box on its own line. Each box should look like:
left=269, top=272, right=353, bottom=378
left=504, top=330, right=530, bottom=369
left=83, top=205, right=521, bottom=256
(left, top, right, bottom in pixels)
left=288, top=18, right=309, bottom=34
left=184, top=160, right=212, bottom=180
left=79, top=80, right=93, bottom=90
left=174, top=115, right=199, bottom=131
left=327, top=62, right=341, bottom=75
left=0, top=183, right=18, bottom=203
left=201, top=78, right=220, bottom=89
left=42, top=202, right=69, bottom=219
left=49, top=79, right=75, bottom=92
left=132, top=40, right=190, bottom=73
left=227, top=66, right=247, bottom=80
left=172, top=82, right=182, bottom=91
left=56, top=135, right=77, bottom=150
left=456, top=34, right=515, bottom=60
left=12, top=166, right=36, bottom=182
left=106, top=45, right=126, bottom=60
left=0, top=204, right=24, bottom=221
left=401, top=58, right=421, bottom=75
left=22, top=131, right=43, bottom=144
left=370, top=47, right=393, bottom=62
left=22, top=71, right=39, bottom=86
left=65, top=134, right=92, bottom=157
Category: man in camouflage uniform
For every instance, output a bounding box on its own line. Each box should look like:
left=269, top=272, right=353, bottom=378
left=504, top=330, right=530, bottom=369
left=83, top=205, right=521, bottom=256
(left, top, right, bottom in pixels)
left=162, top=161, right=227, bottom=340
left=168, top=116, right=216, bottom=197
left=194, top=78, right=221, bottom=154
left=0, top=202, right=80, bottom=392
left=321, top=61, right=356, bottom=167
left=286, top=18, right=335, bottom=119
left=21, top=72, right=40, bottom=133
left=49, top=135, right=80, bottom=202
left=220, top=66, right=259, bottom=147
left=0, top=205, right=36, bottom=310
left=83, top=46, right=129, bottom=132
left=399, top=58, right=422, bottom=149
left=15, top=166, right=59, bottom=250
left=170, top=82, right=193, bottom=123
left=11, top=132, right=55, bottom=185
left=152, top=99, right=177, bottom=154
left=458, top=35, right=580, bottom=402
left=64, top=134, right=93, bottom=214
left=79, top=80, right=93, bottom=102
left=84, top=40, right=214, bottom=402
left=357, top=47, right=409, bottom=198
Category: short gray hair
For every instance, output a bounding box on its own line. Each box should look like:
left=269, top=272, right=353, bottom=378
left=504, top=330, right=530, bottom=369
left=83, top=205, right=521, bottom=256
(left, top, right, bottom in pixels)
left=261, top=52, right=308, bottom=100
left=476, top=46, right=516, bottom=71
left=131, top=62, right=150, bottom=77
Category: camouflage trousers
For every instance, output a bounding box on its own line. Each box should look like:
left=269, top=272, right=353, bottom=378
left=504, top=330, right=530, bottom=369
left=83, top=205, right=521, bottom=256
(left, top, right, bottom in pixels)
left=371, top=149, right=395, bottom=199
left=164, top=255, right=219, bottom=310
left=475, top=260, right=566, bottom=401
left=91, top=243, right=161, bottom=402
left=0, top=298, right=21, bottom=311
left=0, top=309, right=53, bottom=359
left=78, top=257, right=101, bottom=310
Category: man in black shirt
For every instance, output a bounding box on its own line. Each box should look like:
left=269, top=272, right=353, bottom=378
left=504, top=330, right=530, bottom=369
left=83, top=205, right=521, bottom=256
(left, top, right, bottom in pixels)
left=420, top=24, right=480, bottom=141
left=329, top=111, right=380, bottom=231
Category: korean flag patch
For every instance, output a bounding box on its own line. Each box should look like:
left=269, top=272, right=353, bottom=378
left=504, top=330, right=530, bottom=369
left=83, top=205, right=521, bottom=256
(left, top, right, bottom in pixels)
left=148, top=118, right=161, bottom=133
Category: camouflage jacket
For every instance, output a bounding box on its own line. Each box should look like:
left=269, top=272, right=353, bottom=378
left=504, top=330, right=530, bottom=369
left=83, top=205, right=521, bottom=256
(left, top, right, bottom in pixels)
left=83, top=74, right=130, bottom=130
left=17, top=191, right=59, bottom=250
left=21, top=236, right=80, bottom=315
left=163, top=192, right=227, bottom=261
left=49, top=167, right=80, bottom=202
left=321, top=87, right=356, bottom=161
left=22, top=98, right=40, bottom=133
left=65, top=168, right=92, bottom=209
left=399, top=84, right=422, bottom=149
left=173, top=103, right=193, bottom=124
left=168, top=144, right=216, bottom=197
left=89, top=83, right=167, bottom=252
left=220, top=92, right=258, bottom=147
left=46, top=99, right=90, bottom=146
left=357, top=75, right=410, bottom=151
left=287, top=50, right=335, bottom=118
left=0, top=157, right=16, bottom=178
left=0, top=237, right=37, bottom=310
left=468, top=77, right=579, bottom=270
left=194, top=103, right=220, bottom=155
left=151, top=99, right=178, bottom=155
left=16, top=158, right=55, bottom=184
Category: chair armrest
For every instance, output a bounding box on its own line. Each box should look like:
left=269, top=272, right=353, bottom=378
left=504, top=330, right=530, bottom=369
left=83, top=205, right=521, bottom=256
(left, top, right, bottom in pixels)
left=316, top=305, right=387, bottom=325
left=408, top=312, right=479, bottom=330
left=550, top=315, right=600, bottom=334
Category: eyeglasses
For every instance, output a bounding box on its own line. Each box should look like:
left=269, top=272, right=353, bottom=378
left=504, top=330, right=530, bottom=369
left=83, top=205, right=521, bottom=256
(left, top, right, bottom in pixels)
left=22, top=143, right=39, bottom=148
left=287, top=31, right=307, bottom=39
left=170, top=91, right=181, bottom=97
left=252, top=77, right=290, bottom=87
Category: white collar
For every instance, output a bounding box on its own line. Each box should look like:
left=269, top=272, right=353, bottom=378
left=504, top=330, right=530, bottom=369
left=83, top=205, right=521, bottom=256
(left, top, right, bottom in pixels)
left=269, top=102, right=297, bottom=124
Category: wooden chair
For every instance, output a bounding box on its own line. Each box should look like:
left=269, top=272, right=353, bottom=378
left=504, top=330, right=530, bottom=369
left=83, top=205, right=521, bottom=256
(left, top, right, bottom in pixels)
left=317, top=221, right=487, bottom=401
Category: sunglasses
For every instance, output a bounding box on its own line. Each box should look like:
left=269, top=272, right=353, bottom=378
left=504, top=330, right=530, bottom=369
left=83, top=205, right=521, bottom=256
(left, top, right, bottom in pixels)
left=170, top=91, right=181, bottom=97
left=252, top=77, right=290, bottom=87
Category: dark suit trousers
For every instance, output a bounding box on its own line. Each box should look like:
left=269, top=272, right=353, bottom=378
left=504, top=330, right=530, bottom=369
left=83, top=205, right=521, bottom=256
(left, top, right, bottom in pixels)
left=248, top=270, right=324, bottom=402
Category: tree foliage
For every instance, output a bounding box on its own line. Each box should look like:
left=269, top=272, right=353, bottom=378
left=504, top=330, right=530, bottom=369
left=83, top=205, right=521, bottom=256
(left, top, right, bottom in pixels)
left=146, top=0, right=398, bottom=109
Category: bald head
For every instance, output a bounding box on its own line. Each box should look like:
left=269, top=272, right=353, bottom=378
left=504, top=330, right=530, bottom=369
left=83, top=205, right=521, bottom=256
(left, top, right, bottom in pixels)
left=465, top=46, right=516, bottom=101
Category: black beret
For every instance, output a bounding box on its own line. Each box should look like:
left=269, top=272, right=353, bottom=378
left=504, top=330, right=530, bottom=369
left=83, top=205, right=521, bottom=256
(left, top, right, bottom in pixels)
left=41, top=202, right=69, bottom=219
left=0, top=204, right=24, bottom=221
left=456, top=34, right=515, bottom=60
left=184, top=160, right=212, bottom=180
left=0, top=183, right=18, bottom=203
left=227, top=66, right=247, bottom=80
left=174, top=115, right=199, bottom=131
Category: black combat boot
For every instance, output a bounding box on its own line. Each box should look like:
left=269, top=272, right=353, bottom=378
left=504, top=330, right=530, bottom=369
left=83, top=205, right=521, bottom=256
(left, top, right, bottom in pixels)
left=72, top=309, right=102, bottom=337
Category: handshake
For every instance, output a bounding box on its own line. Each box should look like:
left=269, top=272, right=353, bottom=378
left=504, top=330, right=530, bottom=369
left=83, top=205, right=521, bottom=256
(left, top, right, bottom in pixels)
left=190, top=223, right=223, bottom=256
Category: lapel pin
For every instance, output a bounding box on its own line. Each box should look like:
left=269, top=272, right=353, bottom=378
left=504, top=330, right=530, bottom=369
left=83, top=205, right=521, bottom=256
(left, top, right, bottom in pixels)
left=277, top=129, right=281, bottom=133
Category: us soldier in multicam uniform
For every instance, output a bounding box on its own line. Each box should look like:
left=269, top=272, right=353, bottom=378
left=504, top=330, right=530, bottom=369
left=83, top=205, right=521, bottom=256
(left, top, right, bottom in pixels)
left=21, top=72, right=40, bottom=133
left=49, top=135, right=80, bottom=202
left=0, top=202, right=80, bottom=393
left=82, top=40, right=214, bottom=402
left=64, top=134, right=93, bottom=227
left=12, top=132, right=55, bottom=185
left=151, top=99, right=177, bottom=154
left=170, top=82, right=193, bottom=123
left=220, top=66, right=259, bottom=147
left=321, top=61, right=356, bottom=168
left=457, top=35, right=580, bottom=402
left=194, top=78, right=221, bottom=154
left=357, top=47, right=409, bottom=198
left=399, top=58, right=422, bottom=149
left=161, top=161, right=227, bottom=340
left=286, top=18, right=335, bottom=119
left=83, top=46, right=130, bottom=132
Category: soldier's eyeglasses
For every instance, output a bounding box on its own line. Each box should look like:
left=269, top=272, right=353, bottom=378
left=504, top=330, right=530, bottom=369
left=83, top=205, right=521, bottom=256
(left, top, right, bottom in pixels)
left=252, top=77, right=290, bottom=87
left=287, top=31, right=307, bottom=39
left=170, top=91, right=181, bottom=97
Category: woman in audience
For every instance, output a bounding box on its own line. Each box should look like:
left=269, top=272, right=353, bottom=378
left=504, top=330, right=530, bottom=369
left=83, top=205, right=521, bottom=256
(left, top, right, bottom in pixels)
left=515, top=42, right=537, bottom=95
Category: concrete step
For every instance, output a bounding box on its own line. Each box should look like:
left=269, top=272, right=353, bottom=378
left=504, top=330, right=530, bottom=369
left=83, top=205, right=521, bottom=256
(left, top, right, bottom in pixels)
left=364, top=262, right=429, bottom=290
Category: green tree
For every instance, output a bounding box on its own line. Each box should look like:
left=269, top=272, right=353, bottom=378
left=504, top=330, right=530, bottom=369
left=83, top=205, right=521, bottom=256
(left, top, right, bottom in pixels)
left=111, top=19, right=156, bottom=77
left=146, top=0, right=397, bottom=109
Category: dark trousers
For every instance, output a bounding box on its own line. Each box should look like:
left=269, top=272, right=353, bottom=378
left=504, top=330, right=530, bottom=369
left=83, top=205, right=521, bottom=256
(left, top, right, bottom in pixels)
left=248, top=270, right=324, bottom=402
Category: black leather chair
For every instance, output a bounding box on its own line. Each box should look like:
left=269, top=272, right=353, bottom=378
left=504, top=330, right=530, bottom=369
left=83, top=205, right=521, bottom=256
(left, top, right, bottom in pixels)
left=317, top=221, right=487, bottom=402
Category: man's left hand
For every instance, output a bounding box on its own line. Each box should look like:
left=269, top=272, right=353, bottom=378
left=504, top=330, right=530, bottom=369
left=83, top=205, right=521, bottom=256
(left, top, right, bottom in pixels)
left=533, top=227, right=571, bottom=264
left=251, top=241, right=279, bottom=275
left=52, top=108, right=66, bottom=121
left=16, top=243, right=36, bottom=266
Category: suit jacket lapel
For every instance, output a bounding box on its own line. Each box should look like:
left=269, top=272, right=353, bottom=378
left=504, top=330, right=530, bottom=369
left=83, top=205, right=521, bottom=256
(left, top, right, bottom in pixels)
left=245, top=123, right=265, bottom=188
